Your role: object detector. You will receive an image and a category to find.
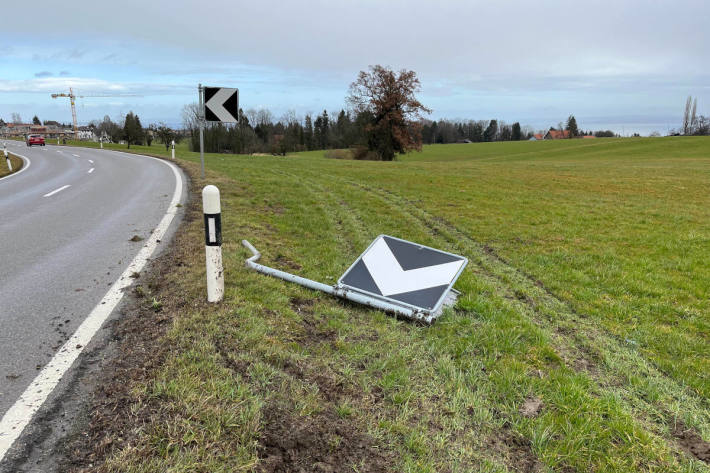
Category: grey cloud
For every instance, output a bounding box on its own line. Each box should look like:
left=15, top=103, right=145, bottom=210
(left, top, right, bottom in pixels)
left=67, top=49, right=86, bottom=59
left=34, top=71, right=53, bottom=78
left=5, top=0, right=709, bottom=79
left=2, top=0, right=708, bottom=133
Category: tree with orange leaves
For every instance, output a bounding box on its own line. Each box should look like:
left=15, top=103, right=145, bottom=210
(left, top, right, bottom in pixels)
left=347, top=65, right=431, bottom=161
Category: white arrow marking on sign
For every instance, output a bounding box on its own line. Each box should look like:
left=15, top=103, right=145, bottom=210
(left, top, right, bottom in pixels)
left=361, top=238, right=464, bottom=296
left=205, top=88, right=236, bottom=122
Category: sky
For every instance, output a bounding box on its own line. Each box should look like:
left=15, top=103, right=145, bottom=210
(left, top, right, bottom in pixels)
left=1, top=0, right=708, bottom=135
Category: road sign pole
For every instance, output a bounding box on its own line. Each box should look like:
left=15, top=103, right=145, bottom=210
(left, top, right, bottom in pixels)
left=198, top=84, right=205, bottom=179
left=202, top=185, right=224, bottom=302
left=198, top=84, right=238, bottom=178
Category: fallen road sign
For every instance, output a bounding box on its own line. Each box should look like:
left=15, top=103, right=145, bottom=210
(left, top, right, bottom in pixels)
left=338, top=235, right=467, bottom=315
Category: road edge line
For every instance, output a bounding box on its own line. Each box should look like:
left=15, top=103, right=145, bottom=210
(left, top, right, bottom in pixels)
left=0, top=155, right=184, bottom=462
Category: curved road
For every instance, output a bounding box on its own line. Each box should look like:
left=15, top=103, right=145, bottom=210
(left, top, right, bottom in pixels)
left=0, top=141, right=185, bottom=463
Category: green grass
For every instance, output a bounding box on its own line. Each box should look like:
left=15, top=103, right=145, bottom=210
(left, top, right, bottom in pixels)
left=72, top=137, right=709, bottom=472
left=0, top=153, right=23, bottom=177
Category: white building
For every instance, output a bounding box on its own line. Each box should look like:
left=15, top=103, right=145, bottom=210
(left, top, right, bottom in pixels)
left=76, top=128, right=96, bottom=141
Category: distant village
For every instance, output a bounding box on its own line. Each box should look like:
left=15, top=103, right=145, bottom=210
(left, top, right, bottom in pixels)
left=0, top=122, right=103, bottom=141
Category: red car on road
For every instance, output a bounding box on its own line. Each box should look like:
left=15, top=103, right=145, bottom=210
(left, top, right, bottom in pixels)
left=26, top=135, right=45, bottom=146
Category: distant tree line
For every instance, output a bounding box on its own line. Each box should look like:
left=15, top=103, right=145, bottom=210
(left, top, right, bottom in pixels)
left=420, top=119, right=533, bottom=143
left=89, top=113, right=181, bottom=149
left=564, top=115, right=616, bottom=137
left=184, top=106, right=377, bottom=156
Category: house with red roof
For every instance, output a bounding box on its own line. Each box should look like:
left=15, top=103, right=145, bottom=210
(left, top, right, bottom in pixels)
left=544, top=129, right=570, bottom=140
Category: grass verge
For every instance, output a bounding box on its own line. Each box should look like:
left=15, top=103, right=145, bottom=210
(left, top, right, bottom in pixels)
left=63, top=137, right=710, bottom=472
left=0, top=153, right=23, bottom=178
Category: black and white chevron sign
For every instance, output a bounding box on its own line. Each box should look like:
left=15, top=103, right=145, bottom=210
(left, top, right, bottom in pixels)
left=204, top=87, right=239, bottom=122
left=339, top=235, right=467, bottom=312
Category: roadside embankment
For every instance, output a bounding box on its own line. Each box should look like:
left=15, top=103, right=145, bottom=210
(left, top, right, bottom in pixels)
left=0, top=153, right=23, bottom=178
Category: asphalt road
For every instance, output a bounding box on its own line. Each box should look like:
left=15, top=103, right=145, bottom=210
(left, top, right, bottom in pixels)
left=0, top=142, right=185, bottom=436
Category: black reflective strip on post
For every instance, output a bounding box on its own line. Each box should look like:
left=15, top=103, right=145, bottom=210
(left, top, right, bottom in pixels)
left=204, top=213, right=222, bottom=246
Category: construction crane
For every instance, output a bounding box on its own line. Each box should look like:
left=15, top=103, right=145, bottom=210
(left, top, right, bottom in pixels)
left=51, top=88, right=139, bottom=139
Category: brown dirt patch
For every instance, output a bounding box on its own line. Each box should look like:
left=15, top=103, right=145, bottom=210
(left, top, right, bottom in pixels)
left=296, top=313, right=337, bottom=346
left=288, top=297, right=339, bottom=345
left=514, top=289, right=535, bottom=306
left=257, top=405, right=392, bottom=473
left=489, top=423, right=543, bottom=473
left=672, top=421, right=710, bottom=463
left=276, top=254, right=302, bottom=271
left=289, top=296, right=315, bottom=313
left=519, top=397, right=543, bottom=418
left=265, top=203, right=286, bottom=215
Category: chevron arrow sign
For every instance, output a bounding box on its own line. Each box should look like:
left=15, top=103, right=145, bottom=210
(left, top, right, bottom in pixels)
left=338, top=235, right=467, bottom=313
left=204, top=87, right=239, bottom=122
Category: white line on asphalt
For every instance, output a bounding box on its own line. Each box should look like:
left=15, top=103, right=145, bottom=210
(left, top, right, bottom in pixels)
left=88, top=159, right=94, bottom=164
left=0, top=153, right=31, bottom=182
left=88, top=168, right=95, bottom=174
left=72, top=154, right=80, bottom=157
left=0, top=155, right=183, bottom=462
left=43, top=185, right=71, bottom=197
left=56, top=151, right=62, bottom=153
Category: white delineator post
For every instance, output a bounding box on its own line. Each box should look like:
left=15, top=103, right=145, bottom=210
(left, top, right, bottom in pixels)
left=100, top=137, right=103, bottom=149
left=171, top=140, right=175, bottom=160
left=202, top=185, right=224, bottom=302
left=4, top=146, right=11, bottom=172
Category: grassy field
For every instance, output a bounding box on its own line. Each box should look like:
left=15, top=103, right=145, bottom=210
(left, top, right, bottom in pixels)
left=0, top=152, right=23, bottom=178
left=69, top=137, right=709, bottom=472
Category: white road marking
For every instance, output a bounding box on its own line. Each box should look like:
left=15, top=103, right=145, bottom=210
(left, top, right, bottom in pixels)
left=72, top=154, right=80, bottom=157
left=56, top=151, right=62, bottom=153
left=0, top=153, right=31, bottom=182
left=88, top=159, right=94, bottom=164
left=88, top=167, right=95, bottom=174
left=362, top=238, right=465, bottom=296
left=43, top=185, right=71, bottom=197
left=0, top=156, right=183, bottom=462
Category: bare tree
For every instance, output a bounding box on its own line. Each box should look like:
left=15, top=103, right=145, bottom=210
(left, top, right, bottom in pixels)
left=11, top=113, right=22, bottom=124
left=683, top=96, right=693, bottom=135
left=280, top=109, right=299, bottom=126
left=182, top=102, right=200, bottom=131
left=245, top=109, right=258, bottom=128
left=256, top=109, right=273, bottom=126
left=690, top=97, right=698, bottom=134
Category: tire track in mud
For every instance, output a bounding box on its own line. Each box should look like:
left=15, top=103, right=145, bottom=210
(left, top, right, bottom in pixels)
left=293, top=168, right=710, bottom=465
